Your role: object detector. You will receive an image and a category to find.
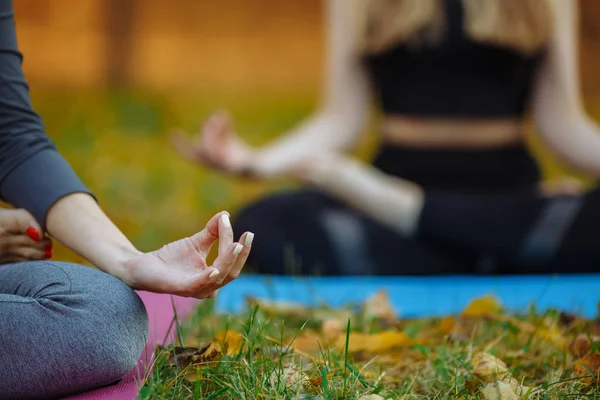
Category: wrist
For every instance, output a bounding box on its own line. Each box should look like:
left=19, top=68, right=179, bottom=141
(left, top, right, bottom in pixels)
left=240, top=150, right=267, bottom=179
left=93, top=242, right=143, bottom=286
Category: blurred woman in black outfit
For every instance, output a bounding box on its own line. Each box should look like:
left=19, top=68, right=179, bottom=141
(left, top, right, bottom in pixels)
left=173, top=0, right=600, bottom=276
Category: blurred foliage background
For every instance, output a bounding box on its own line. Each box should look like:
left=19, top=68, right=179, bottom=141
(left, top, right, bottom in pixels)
left=11, top=0, right=600, bottom=263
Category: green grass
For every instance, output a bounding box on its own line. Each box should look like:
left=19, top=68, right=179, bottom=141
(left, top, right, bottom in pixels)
left=140, top=297, right=600, bottom=399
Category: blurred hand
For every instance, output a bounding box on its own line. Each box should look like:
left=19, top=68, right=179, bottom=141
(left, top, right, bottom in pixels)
left=170, top=111, right=256, bottom=176
left=121, top=211, right=253, bottom=299
left=0, top=208, right=52, bottom=264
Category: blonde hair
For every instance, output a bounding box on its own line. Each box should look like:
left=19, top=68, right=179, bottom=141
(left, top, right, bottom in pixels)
left=357, top=0, right=554, bottom=55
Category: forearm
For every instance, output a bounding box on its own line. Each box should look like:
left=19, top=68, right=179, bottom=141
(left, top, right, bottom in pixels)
left=45, top=193, right=140, bottom=284
left=251, top=111, right=364, bottom=178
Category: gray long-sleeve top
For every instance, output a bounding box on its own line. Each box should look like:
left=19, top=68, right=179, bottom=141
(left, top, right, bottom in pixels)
left=0, top=0, right=94, bottom=230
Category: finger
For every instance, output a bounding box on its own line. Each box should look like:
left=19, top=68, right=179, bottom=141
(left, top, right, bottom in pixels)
left=170, top=129, right=204, bottom=164
left=203, top=111, right=230, bottom=137
left=222, top=231, right=253, bottom=284
left=3, top=237, right=52, bottom=259
left=193, top=288, right=219, bottom=300
left=202, top=111, right=234, bottom=164
left=0, top=255, right=28, bottom=264
left=1, top=235, right=51, bottom=251
left=212, top=242, right=243, bottom=285
left=212, top=112, right=234, bottom=162
left=0, top=209, right=43, bottom=240
left=201, top=114, right=224, bottom=163
left=211, top=111, right=231, bottom=139
left=218, top=212, right=234, bottom=256
left=187, top=266, right=221, bottom=298
left=189, top=211, right=229, bottom=258
left=10, top=246, right=46, bottom=261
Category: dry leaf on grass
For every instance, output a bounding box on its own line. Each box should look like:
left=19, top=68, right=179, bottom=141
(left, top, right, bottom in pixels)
left=569, top=333, right=600, bottom=358
left=438, top=316, right=471, bottom=342
left=363, top=290, right=397, bottom=322
left=472, top=352, right=509, bottom=379
left=308, top=372, right=335, bottom=387
left=207, top=330, right=245, bottom=357
left=164, top=346, right=205, bottom=369
left=336, top=330, right=415, bottom=353
left=357, top=395, right=386, bottom=400
left=172, top=293, right=599, bottom=397
left=438, top=316, right=456, bottom=335
left=573, top=353, right=600, bottom=385
left=289, top=329, right=326, bottom=354
left=462, top=295, right=503, bottom=318
left=164, top=330, right=244, bottom=369
left=480, top=381, right=519, bottom=400
left=269, top=364, right=310, bottom=388
left=322, top=318, right=345, bottom=341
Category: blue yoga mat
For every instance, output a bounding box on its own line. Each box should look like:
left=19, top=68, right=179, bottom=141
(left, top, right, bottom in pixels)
left=216, top=274, right=600, bottom=318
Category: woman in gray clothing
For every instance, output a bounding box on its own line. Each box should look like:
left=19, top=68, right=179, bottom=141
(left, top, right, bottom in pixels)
left=0, top=1, right=254, bottom=399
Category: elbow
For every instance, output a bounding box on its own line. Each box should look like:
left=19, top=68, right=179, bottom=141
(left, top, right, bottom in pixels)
left=317, top=108, right=367, bottom=150
left=534, top=105, right=587, bottom=144
left=535, top=113, right=600, bottom=173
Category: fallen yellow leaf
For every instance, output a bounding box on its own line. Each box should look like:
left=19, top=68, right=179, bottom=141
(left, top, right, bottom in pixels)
left=462, top=295, right=503, bottom=318
left=288, top=329, right=325, bottom=353
left=337, top=331, right=415, bottom=353
left=439, top=316, right=455, bottom=335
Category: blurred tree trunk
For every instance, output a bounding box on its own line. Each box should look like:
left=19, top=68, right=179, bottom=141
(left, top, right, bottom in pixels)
left=105, top=0, right=136, bottom=86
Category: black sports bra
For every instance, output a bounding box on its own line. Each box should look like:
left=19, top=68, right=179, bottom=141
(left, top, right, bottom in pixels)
left=362, top=0, right=546, bottom=118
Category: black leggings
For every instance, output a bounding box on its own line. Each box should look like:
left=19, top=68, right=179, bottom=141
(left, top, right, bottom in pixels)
left=233, top=145, right=600, bottom=275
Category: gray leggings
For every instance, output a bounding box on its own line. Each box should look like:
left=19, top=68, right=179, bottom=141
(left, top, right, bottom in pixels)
left=0, top=262, right=149, bottom=400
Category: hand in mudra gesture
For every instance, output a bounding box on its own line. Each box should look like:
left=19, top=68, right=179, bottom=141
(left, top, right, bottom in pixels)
left=122, top=211, right=253, bottom=299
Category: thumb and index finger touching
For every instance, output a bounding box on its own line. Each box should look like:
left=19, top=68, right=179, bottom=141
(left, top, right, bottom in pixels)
left=190, top=210, right=252, bottom=284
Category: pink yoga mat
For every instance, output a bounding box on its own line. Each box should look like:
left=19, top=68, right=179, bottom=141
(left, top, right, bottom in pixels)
left=61, top=292, right=199, bottom=400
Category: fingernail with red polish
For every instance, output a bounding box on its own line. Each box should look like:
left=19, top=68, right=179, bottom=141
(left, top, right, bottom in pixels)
left=26, top=227, right=40, bottom=242
left=44, top=250, right=52, bottom=259
left=45, top=242, right=53, bottom=252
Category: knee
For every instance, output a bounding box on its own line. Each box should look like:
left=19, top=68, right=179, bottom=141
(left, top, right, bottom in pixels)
left=50, top=263, right=149, bottom=384
left=0, top=262, right=149, bottom=399
left=77, top=268, right=149, bottom=379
